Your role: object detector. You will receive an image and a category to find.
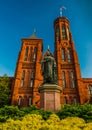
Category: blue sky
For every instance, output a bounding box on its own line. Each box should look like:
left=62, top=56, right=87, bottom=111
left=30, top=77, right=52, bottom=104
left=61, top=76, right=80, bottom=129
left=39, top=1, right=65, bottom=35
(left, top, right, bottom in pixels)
left=0, top=0, right=92, bottom=78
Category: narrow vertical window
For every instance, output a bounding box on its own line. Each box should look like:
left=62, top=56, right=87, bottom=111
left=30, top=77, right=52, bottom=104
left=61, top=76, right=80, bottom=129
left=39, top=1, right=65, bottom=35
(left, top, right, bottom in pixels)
left=33, top=47, right=37, bottom=61
left=28, top=97, right=32, bottom=106
left=20, top=70, right=25, bottom=87
left=30, top=47, right=32, bottom=61
left=56, top=27, right=60, bottom=41
left=62, top=49, right=65, bottom=61
left=31, top=71, right=34, bottom=79
left=18, top=96, right=21, bottom=106
left=67, top=49, right=71, bottom=62
left=62, top=24, right=67, bottom=39
left=71, top=72, right=75, bottom=88
left=30, top=71, right=34, bottom=87
left=62, top=71, right=66, bottom=88
left=64, top=97, right=67, bottom=104
left=24, top=47, right=29, bottom=61
left=66, top=27, right=69, bottom=40
left=88, top=85, right=92, bottom=95
left=74, top=97, right=77, bottom=104
left=30, top=80, right=33, bottom=87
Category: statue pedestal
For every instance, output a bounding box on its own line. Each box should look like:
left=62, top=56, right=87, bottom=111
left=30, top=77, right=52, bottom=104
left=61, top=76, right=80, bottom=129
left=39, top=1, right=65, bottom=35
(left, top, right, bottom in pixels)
left=38, top=84, right=62, bottom=111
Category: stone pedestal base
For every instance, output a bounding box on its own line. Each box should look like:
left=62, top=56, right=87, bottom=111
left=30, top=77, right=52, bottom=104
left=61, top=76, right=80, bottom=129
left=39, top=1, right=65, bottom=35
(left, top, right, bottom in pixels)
left=38, top=84, right=62, bottom=111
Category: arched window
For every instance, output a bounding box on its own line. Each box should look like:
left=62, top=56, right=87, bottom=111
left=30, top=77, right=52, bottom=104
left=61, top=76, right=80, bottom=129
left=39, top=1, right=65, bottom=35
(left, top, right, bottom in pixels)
left=88, top=85, right=92, bottom=95
left=28, top=97, right=32, bottom=106
left=62, top=24, right=67, bottom=39
left=20, top=70, right=25, bottom=87
left=24, top=47, right=29, bottom=61
left=64, top=97, right=67, bottom=104
left=62, top=71, right=66, bottom=88
left=71, top=72, right=75, bottom=88
left=67, top=49, right=71, bottom=62
left=62, top=49, right=65, bottom=61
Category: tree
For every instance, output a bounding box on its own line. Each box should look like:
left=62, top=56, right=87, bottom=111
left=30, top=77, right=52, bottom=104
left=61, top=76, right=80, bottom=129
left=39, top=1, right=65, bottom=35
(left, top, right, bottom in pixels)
left=0, top=74, right=11, bottom=107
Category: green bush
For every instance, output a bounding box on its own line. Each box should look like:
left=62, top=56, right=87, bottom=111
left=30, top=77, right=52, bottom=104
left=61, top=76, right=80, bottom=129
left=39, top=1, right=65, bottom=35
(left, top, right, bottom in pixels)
left=56, top=104, right=92, bottom=122
left=0, top=104, right=92, bottom=123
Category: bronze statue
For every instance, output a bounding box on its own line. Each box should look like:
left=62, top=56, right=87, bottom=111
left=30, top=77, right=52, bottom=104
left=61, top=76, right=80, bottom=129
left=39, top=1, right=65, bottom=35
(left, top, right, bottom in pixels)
left=41, top=49, right=57, bottom=84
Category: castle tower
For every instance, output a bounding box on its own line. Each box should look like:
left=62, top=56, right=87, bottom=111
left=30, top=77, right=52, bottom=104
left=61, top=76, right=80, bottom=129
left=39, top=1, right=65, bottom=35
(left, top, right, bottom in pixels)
left=11, top=13, right=92, bottom=108
left=11, top=31, right=43, bottom=107
left=54, top=16, right=84, bottom=104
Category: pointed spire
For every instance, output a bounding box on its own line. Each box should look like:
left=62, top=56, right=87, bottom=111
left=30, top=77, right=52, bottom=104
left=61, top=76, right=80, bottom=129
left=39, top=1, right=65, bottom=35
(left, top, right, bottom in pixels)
left=29, top=28, right=38, bottom=39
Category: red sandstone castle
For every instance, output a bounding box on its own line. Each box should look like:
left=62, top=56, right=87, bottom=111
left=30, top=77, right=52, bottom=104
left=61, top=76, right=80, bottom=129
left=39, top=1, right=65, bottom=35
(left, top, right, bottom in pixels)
left=11, top=16, right=92, bottom=107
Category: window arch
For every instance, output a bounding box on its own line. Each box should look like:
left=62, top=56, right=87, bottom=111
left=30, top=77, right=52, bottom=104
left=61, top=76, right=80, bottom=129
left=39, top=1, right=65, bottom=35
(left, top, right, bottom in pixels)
left=62, top=71, right=66, bottom=88
left=88, top=85, right=92, bottom=95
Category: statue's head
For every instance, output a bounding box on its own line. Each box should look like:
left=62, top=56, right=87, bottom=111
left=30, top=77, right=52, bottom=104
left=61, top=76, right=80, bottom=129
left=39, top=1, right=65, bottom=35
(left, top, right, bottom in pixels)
left=46, top=50, right=50, bottom=56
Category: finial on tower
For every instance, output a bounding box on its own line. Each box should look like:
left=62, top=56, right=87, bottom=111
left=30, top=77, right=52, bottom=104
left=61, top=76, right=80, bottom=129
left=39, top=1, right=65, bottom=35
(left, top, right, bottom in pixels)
left=33, top=28, right=36, bottom=34
left=60, top=6, right=66, bottom=17
left=48, top=45, right=50, bottom=50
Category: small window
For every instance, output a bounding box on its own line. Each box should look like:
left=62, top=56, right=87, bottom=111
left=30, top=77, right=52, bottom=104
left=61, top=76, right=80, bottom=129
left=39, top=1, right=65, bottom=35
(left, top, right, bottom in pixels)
left=34, top=47, right=37, bottom=53
left=20, top=80, right=24, bottom=87
left=28, top=97, right=32, bottom=106
left=31, top=71, right=34, bottom=79
left=62, top=24, right=67, bottom=39
left=62, top=71, right=66, bottom=88
left=74, top=97, right=77, bottom=104
left=20, top=70, right=25, bottom=87
left=62, top=49, right=65, bottom=61
left=21, top=70, right=25, bottom=79
left=24, top=47, right=29, bottom=61
left=56, top=27, right=60, bottom=41
left=67, top=49, right=71, bottom=62
left=18, top=96, right=21, bottom=106
left=88, top=85, right=92, bottom=95
left=30, top=80, right=33, bottom=87
left=66, top=27, right=69, bottom=40
left=71, top=72, right=75, bottom=88
left=64, top=97, right=67, bottom=104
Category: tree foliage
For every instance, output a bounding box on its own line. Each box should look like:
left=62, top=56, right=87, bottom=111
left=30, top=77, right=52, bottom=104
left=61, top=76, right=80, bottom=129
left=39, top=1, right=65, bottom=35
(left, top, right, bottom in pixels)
left=0, top=74, right=11, bottom=108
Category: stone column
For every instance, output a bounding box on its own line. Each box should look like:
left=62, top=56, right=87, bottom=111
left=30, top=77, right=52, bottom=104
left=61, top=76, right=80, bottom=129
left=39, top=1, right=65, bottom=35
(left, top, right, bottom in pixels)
left=38, top=84, right=62, bottom=111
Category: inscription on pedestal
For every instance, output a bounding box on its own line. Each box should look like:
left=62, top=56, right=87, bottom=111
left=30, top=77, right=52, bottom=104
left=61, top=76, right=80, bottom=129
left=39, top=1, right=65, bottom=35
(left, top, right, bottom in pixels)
left=46, top=92, right=54, bottom=111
